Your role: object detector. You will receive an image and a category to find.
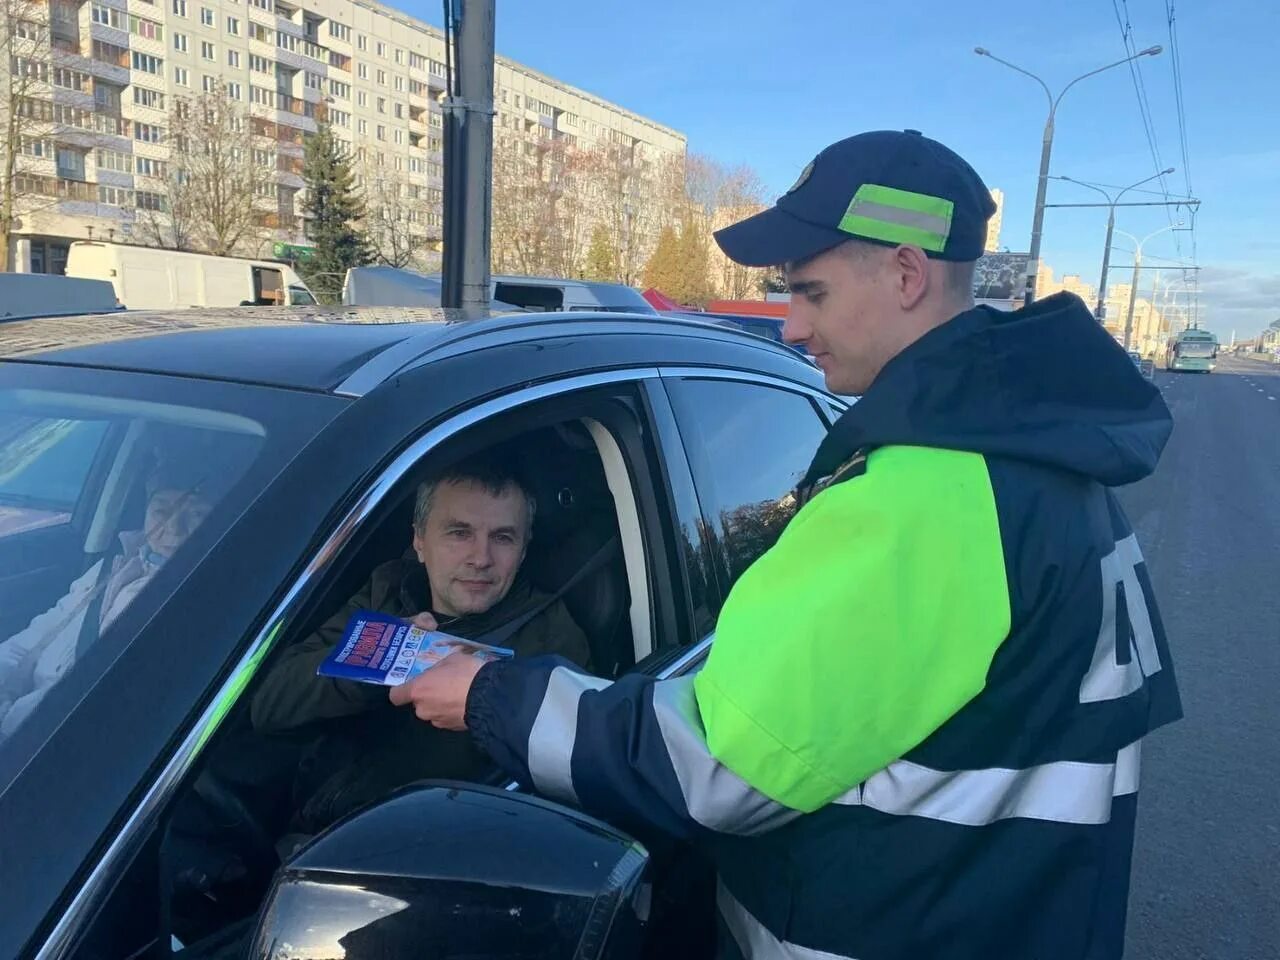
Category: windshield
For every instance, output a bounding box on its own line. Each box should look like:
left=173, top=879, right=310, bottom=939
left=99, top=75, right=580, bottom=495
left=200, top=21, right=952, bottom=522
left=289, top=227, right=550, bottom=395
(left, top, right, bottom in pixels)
left=289, top=284, right=318, bottom=306
left=0, top=366, right=332, bottom=769
left=1178, top=341, right=1216, bottom=357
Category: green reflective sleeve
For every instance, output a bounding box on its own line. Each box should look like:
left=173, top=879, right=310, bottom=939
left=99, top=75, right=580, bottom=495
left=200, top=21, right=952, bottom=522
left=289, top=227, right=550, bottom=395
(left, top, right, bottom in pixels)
left=693, top=445, right=1012, bottom=813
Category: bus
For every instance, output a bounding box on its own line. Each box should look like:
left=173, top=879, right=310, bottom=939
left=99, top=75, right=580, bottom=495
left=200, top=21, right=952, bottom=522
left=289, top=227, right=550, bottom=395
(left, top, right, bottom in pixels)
left=1168, top=328, right=1218, bottom=372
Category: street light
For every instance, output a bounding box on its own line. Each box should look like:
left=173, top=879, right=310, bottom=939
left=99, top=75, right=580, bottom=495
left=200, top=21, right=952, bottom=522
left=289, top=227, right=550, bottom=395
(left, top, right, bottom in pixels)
left=1115, top=222, right=1184, bottom=350
left=974, top=44, right=1163, bottom=307
left=1051, top=168, right=1175, bottom=322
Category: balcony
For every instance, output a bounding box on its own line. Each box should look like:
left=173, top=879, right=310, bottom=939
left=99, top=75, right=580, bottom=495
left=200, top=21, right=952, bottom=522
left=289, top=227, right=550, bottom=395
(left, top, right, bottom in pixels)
left=277, top=154, right=304, bottom=176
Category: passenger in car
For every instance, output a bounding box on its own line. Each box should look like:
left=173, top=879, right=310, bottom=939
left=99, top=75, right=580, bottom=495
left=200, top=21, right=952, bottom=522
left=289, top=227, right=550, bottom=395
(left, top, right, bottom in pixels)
left=250, top=453, right=590, bottom=834
left=0, top=460, right=213, bottom=741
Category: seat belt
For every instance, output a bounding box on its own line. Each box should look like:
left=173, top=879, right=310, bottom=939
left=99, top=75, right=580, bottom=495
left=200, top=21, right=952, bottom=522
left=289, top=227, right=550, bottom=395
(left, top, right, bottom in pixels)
left=476, top=534, right=619, bottom=649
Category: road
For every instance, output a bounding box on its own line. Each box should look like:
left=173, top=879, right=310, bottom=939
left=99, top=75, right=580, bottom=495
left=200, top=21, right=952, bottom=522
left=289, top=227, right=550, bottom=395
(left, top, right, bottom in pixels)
left=1120, top=355, right=1280, bottom=960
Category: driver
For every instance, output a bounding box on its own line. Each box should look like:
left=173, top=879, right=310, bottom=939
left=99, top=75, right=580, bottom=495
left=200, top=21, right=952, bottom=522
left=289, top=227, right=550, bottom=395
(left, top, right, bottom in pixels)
left=251, top=453, right=590, bottom=833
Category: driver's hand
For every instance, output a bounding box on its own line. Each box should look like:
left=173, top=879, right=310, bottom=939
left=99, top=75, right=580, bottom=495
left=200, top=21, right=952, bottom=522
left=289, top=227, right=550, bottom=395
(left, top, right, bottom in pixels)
left=409, top=612, right=438, bottom=631
left=389, top=652, right=484, bottom=730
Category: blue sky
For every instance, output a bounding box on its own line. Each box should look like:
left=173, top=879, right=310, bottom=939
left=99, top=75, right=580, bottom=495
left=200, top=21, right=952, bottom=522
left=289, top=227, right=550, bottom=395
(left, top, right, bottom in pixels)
left=403, top=0, right=1276, bottom=339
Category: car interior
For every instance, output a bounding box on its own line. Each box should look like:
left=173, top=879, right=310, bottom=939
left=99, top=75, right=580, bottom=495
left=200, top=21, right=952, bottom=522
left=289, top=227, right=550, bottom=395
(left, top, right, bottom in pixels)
left=139, top=393, right=716, bottom=959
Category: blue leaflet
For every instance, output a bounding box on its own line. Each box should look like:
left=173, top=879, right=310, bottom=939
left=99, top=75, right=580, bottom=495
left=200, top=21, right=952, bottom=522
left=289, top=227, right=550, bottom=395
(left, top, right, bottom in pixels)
left=317, top=609, right=513, bottom=686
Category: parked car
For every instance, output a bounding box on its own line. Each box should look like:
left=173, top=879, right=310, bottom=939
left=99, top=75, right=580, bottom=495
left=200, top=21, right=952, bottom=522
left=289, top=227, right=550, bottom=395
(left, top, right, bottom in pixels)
left=0, top=306, right=844, bottom=960
left=66, top=242, right=317, bottom=310
left=343, top=266, right=656, bottom=315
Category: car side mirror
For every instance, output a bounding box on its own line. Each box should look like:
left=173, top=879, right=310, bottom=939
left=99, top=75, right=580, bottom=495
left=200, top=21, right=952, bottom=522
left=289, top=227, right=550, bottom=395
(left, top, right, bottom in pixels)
left=249, top=782, right=651, bottom=960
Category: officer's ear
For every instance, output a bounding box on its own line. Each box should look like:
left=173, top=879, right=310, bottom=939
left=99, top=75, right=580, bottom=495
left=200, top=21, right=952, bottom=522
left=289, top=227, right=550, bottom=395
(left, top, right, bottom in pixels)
left=891, top=244, right=931, bottom=311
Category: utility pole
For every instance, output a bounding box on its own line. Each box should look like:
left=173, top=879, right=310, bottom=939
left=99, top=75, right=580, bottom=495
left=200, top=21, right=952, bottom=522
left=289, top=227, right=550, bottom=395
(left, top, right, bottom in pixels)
left=974, top=44, right=1162, bottom=306
left=1049, top=171, right=1177, bottom=322
left=1116, top=223, right=1185, bottom=350
left=440, top=0, right=495, bottom=313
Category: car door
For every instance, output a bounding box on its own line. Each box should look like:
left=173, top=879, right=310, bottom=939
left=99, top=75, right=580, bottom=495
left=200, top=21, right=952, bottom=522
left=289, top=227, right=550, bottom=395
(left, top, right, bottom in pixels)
left=23, top=360, right=707, bottom=960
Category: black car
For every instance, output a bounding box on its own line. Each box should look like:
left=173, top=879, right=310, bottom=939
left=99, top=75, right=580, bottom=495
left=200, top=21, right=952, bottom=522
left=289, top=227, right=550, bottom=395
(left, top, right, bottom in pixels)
left=0, top=306, right=843, bottom=960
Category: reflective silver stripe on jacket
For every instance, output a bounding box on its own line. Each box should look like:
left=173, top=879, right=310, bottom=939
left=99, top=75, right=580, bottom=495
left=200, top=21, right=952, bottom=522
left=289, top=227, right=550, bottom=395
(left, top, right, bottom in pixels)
left=835, top=740, right=1142, bottom=826
left=652, top=675, right=802, bottom=835
left=718, top=878, right=857, bottom=960
left=525, top=666, right=611, bottom=805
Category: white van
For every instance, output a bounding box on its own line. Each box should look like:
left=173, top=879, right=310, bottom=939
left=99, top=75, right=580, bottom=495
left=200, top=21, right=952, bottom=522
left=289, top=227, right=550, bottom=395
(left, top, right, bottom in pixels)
left=341, top=266, right=655, bottom=314
left=65, top=242, right=317, bottom=310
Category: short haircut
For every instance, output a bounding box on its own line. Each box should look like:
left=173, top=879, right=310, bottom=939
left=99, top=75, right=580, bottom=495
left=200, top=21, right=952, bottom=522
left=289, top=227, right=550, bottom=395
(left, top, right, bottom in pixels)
left=838, top=237, right=976, bottom=302
left=413, top=452, right=536, bottom=537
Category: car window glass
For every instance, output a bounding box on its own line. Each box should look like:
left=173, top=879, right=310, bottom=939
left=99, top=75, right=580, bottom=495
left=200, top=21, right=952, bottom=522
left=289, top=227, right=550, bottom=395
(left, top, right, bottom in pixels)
left=0, top=389, right=266, bottom=757
left=664, top=378, right=829, bottom=590
left=0, top=416, right=110, bottom=537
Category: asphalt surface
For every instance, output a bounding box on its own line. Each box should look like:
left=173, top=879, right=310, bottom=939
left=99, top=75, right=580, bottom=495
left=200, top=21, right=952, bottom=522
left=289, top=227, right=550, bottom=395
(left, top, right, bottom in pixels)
left=1120, top=354, right=1280, bottom=960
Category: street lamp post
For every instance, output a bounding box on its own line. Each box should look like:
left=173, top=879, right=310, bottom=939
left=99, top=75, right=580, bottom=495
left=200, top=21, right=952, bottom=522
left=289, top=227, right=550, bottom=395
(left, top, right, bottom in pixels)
left=974, top=44, right=1162, bottom=307
left=1116, top=223, right=1184, bottom=350
left=1051, top=170, right=1175, bottom=322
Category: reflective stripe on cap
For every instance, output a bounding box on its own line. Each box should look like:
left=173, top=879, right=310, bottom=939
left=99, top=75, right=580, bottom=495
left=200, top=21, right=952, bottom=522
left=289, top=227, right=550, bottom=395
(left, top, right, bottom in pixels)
left=837, top=183, right=955, bottom=253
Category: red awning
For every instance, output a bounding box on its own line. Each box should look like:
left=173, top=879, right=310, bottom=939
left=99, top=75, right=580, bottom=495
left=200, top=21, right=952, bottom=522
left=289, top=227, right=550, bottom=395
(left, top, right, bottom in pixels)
left=642, top=288, right=684, bottom=311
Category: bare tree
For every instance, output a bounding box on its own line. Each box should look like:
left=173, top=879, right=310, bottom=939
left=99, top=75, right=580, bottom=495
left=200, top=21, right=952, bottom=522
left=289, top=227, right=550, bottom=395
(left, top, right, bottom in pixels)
left=686, top=153, right=770, bottom=300
left=154, top=82, right=275, bottom=256
left=0, top=0, right=69, bottom=270
left=361, top=161, right=437, bottom=271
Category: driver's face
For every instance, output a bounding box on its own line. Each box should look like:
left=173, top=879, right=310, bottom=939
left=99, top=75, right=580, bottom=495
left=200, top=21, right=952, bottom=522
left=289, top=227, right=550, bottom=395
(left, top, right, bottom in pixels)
left=144, top=489, right=212, bottom=558
left=413, top=480, right=530, bottom=619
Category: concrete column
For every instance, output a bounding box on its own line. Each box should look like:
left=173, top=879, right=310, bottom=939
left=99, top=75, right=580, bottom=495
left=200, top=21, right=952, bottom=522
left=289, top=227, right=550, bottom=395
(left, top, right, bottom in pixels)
left=13, top=237, right=33, bottom=273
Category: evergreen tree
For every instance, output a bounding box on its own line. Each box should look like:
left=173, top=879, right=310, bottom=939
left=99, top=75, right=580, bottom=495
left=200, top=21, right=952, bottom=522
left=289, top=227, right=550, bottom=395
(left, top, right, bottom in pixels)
left=642, top=225, right=683, bottom=299
left=301, top=124, right=370, bottom=302
left=674, top=218, right=715, bottom=307
left=582, top=223, right=620, bottom=282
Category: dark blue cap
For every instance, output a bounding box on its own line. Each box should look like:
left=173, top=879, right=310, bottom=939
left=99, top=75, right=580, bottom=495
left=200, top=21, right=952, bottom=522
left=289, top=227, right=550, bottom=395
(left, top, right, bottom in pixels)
left=714, top=130, right=997, bottom=267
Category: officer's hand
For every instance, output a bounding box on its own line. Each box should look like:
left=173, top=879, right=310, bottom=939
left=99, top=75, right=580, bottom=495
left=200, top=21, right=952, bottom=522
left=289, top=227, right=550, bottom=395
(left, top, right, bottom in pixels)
left=388, top=651, right=484, bottom=731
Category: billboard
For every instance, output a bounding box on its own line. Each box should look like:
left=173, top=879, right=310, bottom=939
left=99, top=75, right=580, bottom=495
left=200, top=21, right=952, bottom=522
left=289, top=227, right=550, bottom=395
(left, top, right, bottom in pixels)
left=973, top=252, right=1030, bottom=301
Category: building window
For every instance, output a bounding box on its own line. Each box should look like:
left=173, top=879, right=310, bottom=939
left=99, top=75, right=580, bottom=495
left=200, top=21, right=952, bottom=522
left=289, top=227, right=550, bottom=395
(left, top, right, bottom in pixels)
left=202, top=74, right=215, bottom=92
left=173, top=32, right=188, bottom=52
left=226, top=16, right=239, bottom=35
left=356, top=34, right=366, bottom=51
left=393, top=129, right=402, bottom=145
left=394, top=48, right=403, bottom=65
left=98, top=184, right=135, bottom=206
left=56, top=148, right=86, bottom=181
left=357, top=64, right=367, bottom=80
left=228, top=49, right=241, bottom=67
left=410, top=79, right=426, bottom=96
left=131, top=51, right=163, bottom=74
left=394, top=102, right=404, bottom=119
left=356, top=91, right=367, bottom=107
left=22, top=138, right=53, bottom=159
left=304, top=71, right=321, bottom=90
left=375, top=41, right=385, bottom=57
left=409, top=53, right=425, bottom=70
left=52, top=67, right=91, bottom=91
left=376, top=69, right=386, bottom=85
left=328, top=79, right=350, bottom=98
left=429, top=58, right=445, bottom=77
left=328, top=21, right=351, bottom=42
left=357, top=119, right=367, bottom=135
left=173, top=0, right=188, bottom=16
left=136, top=190, right=166, bottom=211
left=376, top=97, right=385, bottom=114
left=97, top=148, right=133, bottom=172
left=250, top=53, right=271, bottom=73
left=130, top=14, right=163, bottom=40
left=133, top=87, right=165, bottom=108
left=136, top=156, right=166, bottom=177
left=134, top=122, right=163, bottom=143
left=227, top=81, right=242, bottom=99
left=91, top=4, right=125, bottom=28
left=174, top=65, right=190, bottom=85
left=329, top=108, right=350, bottom=127
left=250, top=23, right=271, bottom=43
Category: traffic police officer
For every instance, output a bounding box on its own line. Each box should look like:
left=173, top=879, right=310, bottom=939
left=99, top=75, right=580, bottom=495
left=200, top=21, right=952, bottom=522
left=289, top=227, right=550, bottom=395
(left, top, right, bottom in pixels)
left=394, top=129, right=1182, bottom=960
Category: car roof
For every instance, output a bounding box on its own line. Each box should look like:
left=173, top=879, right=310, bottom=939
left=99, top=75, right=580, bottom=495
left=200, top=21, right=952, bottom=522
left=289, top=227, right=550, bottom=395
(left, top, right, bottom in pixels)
left=0, top=305, right=803, bottom=395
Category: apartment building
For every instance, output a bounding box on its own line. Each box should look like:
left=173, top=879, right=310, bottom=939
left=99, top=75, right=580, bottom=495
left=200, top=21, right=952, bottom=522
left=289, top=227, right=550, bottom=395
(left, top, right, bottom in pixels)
left=2, top=0, right=686, bottom=273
